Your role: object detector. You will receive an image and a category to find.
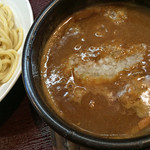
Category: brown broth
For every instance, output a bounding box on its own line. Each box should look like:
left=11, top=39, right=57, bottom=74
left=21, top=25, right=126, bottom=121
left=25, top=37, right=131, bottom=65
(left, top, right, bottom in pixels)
left=40, top=3, right=150, bottom=138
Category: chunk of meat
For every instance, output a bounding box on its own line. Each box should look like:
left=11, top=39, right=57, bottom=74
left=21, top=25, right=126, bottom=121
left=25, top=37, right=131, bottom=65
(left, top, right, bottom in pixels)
left=138, top=116, right=150, bottom=130
left=118, top=77, right=150, bottom=118
left=130, top=117, right=150, bottom=135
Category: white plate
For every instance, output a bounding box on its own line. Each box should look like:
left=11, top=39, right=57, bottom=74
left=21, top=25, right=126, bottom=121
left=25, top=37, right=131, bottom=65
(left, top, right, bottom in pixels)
left=0, top=0, right=34, bottom=102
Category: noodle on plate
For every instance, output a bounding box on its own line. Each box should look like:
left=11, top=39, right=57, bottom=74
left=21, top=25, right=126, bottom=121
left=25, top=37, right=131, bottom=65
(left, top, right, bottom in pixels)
left=0, top=3, right=23, bottom=84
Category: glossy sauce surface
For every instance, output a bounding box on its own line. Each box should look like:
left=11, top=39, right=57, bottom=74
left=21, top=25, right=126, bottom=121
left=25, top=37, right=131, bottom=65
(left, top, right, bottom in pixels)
left=40, top=3, right=150, bottom=138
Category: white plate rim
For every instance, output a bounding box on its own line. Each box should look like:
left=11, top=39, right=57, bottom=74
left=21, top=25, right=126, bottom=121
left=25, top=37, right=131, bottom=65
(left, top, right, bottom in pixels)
left=0, top=0, right=34, bottom=102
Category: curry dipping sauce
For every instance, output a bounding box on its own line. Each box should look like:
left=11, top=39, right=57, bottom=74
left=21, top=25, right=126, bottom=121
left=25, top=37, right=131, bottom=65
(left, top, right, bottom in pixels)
left=40, top=3, right=150, bottom=139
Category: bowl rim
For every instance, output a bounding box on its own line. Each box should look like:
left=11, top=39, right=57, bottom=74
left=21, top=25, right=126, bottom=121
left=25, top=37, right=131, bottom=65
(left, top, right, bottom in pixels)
left=22, top=0, right=150, bottom=149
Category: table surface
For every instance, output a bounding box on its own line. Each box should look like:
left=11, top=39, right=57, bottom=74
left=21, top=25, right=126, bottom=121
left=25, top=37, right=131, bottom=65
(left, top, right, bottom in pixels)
left=0, top=0, right=150, bottom=150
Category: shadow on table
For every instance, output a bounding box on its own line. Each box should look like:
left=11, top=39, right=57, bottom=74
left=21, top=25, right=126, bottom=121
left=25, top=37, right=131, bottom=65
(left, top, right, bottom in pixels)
left=0, top=76, right=26, bottom=126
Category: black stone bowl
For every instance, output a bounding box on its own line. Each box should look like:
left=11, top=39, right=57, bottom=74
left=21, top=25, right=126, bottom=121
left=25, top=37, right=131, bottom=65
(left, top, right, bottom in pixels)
left=22, top=0, right=150, bottom=149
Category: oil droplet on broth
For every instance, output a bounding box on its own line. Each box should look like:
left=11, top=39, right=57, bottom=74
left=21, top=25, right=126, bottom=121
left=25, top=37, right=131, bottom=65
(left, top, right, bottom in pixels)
left=89, top=100, right=95, bottom=108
